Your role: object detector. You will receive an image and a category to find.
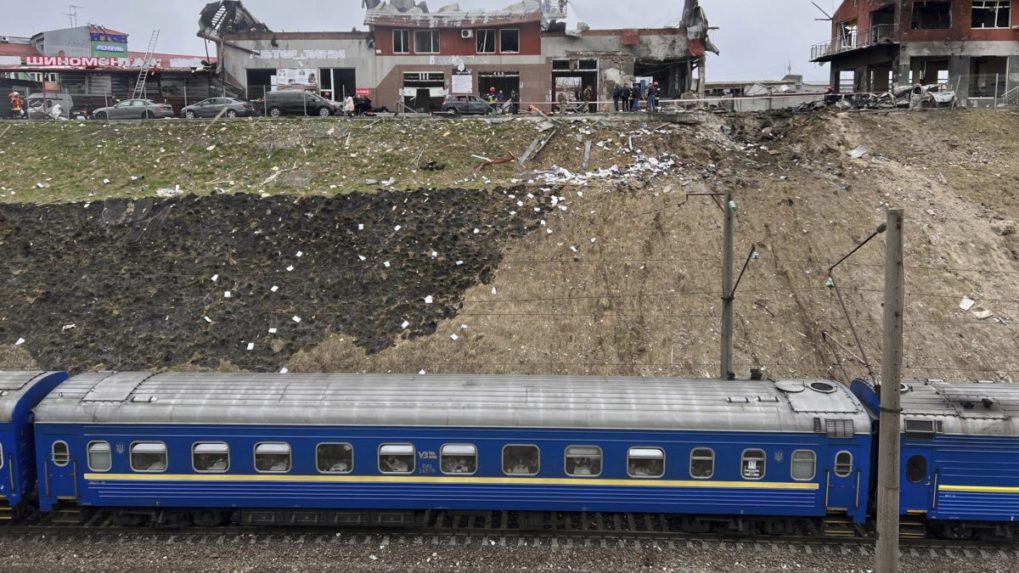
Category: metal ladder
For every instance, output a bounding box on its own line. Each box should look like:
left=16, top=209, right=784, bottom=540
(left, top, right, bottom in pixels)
left=131, top=30, right=161, bottom=100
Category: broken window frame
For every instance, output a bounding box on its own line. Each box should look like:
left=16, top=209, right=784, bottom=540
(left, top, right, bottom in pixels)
left=500, top=29, right=520, bottom=54
left=414, top=30, right=440, bottom=54
left=972, top=0, right=1011, bottom=28
left=911, top=1, right=953, bottom=30
left=476, top=29, right=497, bottom=54
left=393, top=30, right=410, bottom=54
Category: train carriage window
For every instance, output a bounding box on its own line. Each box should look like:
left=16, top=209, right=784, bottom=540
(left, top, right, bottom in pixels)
left=565, top=446, right=603, bottom=477
left=791, top=450, right=816, bottom=481
left=254, top=442, right=292, bottom=473
left=379, top=444, right=415, bottom=474
left=906, top=455, right=927, bottom=484
left=690, top=448, right=714, bottom=479
left=741, top=449, right=766, bottom=480
left=440, top=444, right=478, bottom=475
left=627, top=447, right=665, bottom=478
left=834, top=451, right=853, bottom=478
left=502, top=444, right=540, bottom=476
left=52, top=441, right=70, bottom=467
left=317, top=443, right=354, bottom=474
left=130, top=442, right=167, bottom=473
left=87, top=441, right=112, bottom=472
left=193, top=442, right=230, bottom=473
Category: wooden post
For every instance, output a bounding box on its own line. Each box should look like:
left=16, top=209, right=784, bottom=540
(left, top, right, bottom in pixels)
left=876, top=208, right=905, bottom=573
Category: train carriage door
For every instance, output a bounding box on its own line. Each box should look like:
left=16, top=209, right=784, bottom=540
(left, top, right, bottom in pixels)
left=43, top=439, right=78, bottom=503
left=825, top=450, right=860, bottom=511
left=900, top=447, right=933, bottom=515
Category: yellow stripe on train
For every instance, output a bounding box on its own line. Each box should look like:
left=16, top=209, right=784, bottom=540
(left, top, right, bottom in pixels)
left=939, top=484, right=1019, bottom=494
left=83, top=473, right=820, bottom=490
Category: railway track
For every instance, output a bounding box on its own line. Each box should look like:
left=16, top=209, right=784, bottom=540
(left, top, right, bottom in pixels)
left=0, top=510, right=1015, bottom=558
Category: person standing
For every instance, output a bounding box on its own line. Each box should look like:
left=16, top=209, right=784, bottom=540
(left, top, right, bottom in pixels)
left=582, top=85, right=593, bottom=113
left=557, top=89, right=568, bottom=116
left=509, top=89, right=519, bottom=115
left=8, top=88, right=23, bottom=120
left=647, top=81, right=659, bottom=113
left=343, top=95, right=355, bottom=117
left=631, top=82, right=641, bottom=112
left=612, top=84, right=622, bottom=112
left=620, top=83, right=631, bottom=113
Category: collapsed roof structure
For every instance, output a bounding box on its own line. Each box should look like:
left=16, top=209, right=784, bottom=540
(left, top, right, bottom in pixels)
left=198, top=0, right=271, bottom=43
left=363, top=0, right=567, bottom=31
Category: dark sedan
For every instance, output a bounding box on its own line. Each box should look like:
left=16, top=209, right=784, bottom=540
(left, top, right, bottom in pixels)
left=181, top=97, right=256, bottom=119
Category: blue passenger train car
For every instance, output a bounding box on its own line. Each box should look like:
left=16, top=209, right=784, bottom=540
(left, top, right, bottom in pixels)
left=33, top=372, right=873, bottom=526
left=852, top=379, right=1019, bottom=538
left=0, top=371, right=68, bottom=514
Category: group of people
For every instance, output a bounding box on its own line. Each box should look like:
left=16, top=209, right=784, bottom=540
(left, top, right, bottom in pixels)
left=484, top=86, right=520, bottom=114
left=612, top=81, right=660, bottom=113
left=7, top=88, right=25, bottom=119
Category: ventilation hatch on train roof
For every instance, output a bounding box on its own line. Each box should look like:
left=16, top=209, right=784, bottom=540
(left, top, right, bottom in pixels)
left=81, top=372, right=153, bottom=403
left=777, top=379, right=860, bottom=414
left=0, top=371, right=39, bottom=394
left=937, top=387, right=1010, bottom=420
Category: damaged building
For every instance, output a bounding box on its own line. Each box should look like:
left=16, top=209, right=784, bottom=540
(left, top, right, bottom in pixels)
left=812, top=0, right=1019, bottom=106
left=200, top=0, right=716, bottom=110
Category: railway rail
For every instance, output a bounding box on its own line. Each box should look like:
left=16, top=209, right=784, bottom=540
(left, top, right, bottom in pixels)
left=1, top=509, right=1015, bottom=558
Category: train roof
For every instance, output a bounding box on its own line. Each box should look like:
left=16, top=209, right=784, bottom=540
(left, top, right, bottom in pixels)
left=0, top=371, right=65, bottom=423
left=33, top=372, right=871, bottom=434
left=899, top=379, right=1019, bottom=436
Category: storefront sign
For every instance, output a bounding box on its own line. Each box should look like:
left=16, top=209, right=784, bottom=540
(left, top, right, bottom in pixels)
left=23, top=56, right=158, bottom=68
left=254, top=49, right=345, bottom=61
left=275, top=68, right=318, bottom=87
left=94, top=43, right=128, bottom=54
left=90, top=30, right=129, bottom=57
left=451, top=72, right=473, bottom=94
left=355, top=88, right=371, bottom=97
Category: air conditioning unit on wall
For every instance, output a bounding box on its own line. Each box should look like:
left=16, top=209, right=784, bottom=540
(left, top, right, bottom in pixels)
left=461, top=30, right=474, bottom=39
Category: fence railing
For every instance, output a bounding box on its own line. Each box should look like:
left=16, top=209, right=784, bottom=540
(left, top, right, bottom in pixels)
left=811, top=23, right=896, bottom=60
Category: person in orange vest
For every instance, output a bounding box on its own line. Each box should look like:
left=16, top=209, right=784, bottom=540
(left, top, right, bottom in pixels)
left=8, top=88, right=23, bottom=119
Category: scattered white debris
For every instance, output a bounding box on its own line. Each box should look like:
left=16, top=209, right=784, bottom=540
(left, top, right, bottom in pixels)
left=419, top=369, right=426, bottom=375
left=383, top=261, right=391, bottom=268
left=270, top=285, right=279, bottom=293
left=473, top=228, right=480, bottom=235
left=156, top=185, right=182, bottom=198
left=590, top=238, right=597, bottom=244
left=206, top=144, right=217, bottom=151
left=491, top=287, right=497, bottom=295
left=973, top=309, right=994, bottom=320
left=394, top=225, right=402, bottom=232
left=61, top=324, right=76, bottom=332
left=849, top=146, right=868, bottom=159
left=431, top=251, right=438, bottom=258
left=455, top=260, right=464, bottom=266
left=292, top=315, right=302, bottom=323
left=268, top=327, right=278, bottom=334
left=401, top=320, right=411, bottom=329
left=358, top=255, right=367, bottom=261
left=959, top=297, right=976, bottom=311
left=358, top=224, right=364, bottom=231
left=246, top=342, right=254, bottom=351
left=286, top=265, right=294, bottom=272
left=35, top=182, right=49, bottom=189
left=279, top=367, right=289, bottom=374
left=450, top=333, right=459, bottom=341
left=203, top=316, right=213, bottom=324
left=224, top=291, right=232, bottom=298
left=424, top=296, right=434, bottom=304
left=295, top=251, right=303, bottom=258
left=14, top=338, right=25, bottom=346
left=569, top=246, right=578, bottom=253
left=211, top=274, right=219, bottom=282
left=102, top=178, right=110, bottom=185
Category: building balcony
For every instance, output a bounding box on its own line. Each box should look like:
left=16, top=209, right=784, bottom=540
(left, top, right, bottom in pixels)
left=811, top=23, right=896, bottom=62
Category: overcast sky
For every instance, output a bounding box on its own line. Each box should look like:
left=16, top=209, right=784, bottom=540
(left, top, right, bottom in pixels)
left=6, top=0, right=836, bottom=81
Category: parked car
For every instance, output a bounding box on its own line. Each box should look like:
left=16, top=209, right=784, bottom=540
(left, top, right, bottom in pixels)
left=441, top=94, right=490, bottom=115
left=92, top=99, right=174, bottom=120
left=26, top=93, right=74, bottom=119
left=181, top=97, right=255, bottom=119
left=260, top=91, right=339, bottom=118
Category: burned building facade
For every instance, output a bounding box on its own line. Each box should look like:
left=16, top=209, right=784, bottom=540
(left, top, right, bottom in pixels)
left=812, top=0, right=1019, bottom=105
left=202, top=0, right=715, bottom=111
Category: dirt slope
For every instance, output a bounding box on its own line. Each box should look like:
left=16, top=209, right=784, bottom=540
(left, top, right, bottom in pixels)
left=1, top=110, right=1016, bottom=381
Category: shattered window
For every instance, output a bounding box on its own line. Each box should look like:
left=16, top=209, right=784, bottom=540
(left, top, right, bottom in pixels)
left=414, top=30, right=439, bottom=54
left=500, top=29, right=519, bottom=53
left=477, top=29, right=496, bottom=53
left=972, top=0, right=1011, bottom=28
left=393, top=30, right=410, bottom=54
left=912, top=1, right=952, bottom=29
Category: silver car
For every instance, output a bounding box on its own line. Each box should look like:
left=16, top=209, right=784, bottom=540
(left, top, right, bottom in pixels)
left=92, top=99, right=175, bottom=120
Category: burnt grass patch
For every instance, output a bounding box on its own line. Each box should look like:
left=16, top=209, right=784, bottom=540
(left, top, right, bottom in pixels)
left=0, top=189, right=551, bottom=372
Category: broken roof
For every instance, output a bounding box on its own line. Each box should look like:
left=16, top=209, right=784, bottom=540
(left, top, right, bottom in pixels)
left=199, top=0, right=271, bottom=42
left=364, top=0, right=564, bottom=29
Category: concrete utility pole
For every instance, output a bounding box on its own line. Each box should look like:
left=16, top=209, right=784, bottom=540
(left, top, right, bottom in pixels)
left=719, top=189, right=735, bottom=381
left=876, top=208, right=905, bottom=573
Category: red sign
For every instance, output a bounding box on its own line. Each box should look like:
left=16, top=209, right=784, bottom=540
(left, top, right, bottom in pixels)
left=355, top=88, right=371, bottom=97
left=23, top=56, right=156, bottom=69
